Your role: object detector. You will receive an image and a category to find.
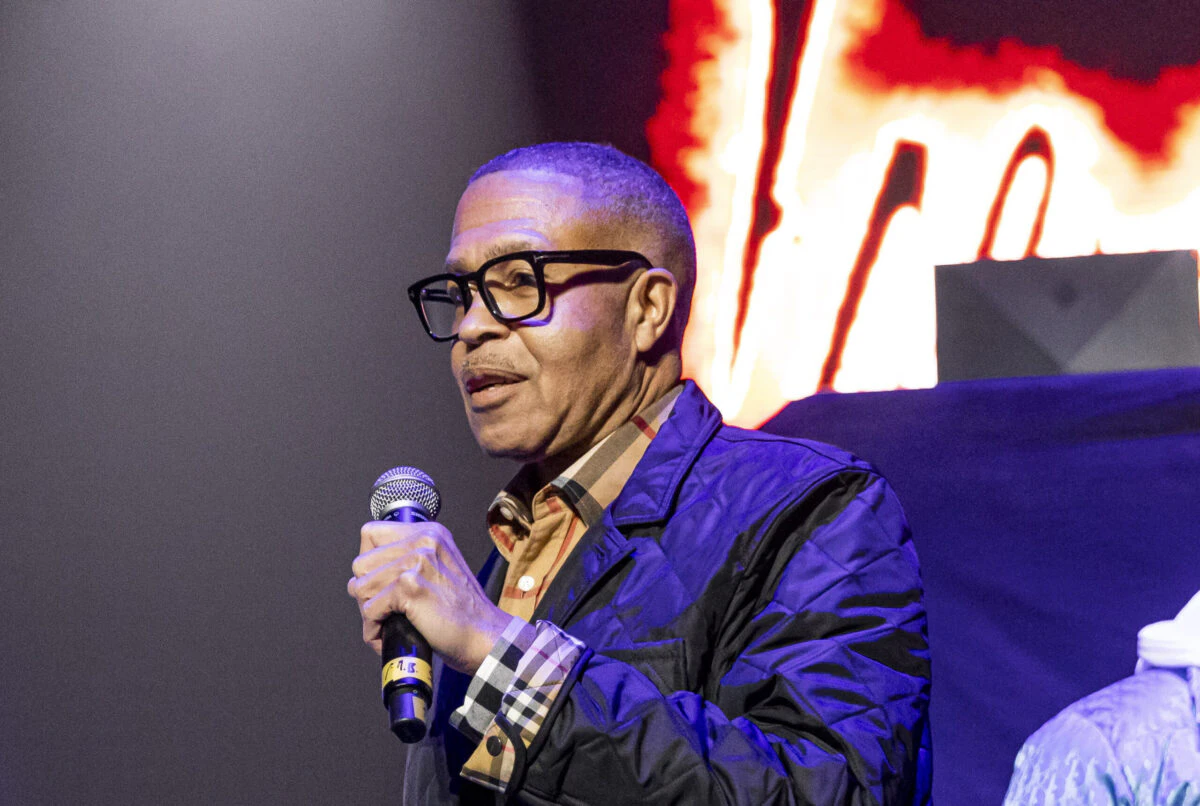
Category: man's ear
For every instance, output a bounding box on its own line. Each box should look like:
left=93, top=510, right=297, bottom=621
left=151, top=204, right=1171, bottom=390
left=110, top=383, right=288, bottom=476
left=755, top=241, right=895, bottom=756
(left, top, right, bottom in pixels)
left=628, top=268, right=678, bottom=354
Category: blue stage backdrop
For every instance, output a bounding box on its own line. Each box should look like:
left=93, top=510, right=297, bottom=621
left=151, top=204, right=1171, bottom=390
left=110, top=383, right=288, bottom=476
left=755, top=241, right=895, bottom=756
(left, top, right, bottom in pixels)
left=762, top=367, right=1200, bottom=804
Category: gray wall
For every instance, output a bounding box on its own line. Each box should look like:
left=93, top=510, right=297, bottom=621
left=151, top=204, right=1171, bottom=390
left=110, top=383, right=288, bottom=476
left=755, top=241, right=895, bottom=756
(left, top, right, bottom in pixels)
left=0, top=2, right=538, bottom=802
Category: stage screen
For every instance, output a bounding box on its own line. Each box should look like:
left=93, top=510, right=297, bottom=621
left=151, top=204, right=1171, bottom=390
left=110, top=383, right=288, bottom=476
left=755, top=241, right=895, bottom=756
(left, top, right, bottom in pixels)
left=647, top=0, right=1200, bottom=424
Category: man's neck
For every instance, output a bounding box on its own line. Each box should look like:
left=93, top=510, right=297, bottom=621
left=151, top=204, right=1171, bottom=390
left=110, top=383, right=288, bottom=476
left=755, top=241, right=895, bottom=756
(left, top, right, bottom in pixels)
left=529, top=370, right=681, bottom=489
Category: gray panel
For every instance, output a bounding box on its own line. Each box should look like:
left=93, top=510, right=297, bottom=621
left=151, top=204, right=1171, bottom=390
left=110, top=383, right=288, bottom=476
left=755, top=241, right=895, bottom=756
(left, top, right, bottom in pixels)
left=1069, top=253, right=1200, bottom=373
left=936, top=251, right=1200, bottom=382
left=963, top=256, right=1150, bottom=366
left=936, top=269, right=1064, bottom=381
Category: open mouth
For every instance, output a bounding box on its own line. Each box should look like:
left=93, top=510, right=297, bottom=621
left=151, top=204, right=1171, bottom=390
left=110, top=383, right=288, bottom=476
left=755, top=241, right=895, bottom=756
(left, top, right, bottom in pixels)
left=462, top=370, right=525, bottom=397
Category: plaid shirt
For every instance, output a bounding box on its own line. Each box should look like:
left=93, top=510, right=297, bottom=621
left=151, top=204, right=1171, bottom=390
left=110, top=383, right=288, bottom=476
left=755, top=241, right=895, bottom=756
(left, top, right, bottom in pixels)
left=449, top=385, right=682, bottom=793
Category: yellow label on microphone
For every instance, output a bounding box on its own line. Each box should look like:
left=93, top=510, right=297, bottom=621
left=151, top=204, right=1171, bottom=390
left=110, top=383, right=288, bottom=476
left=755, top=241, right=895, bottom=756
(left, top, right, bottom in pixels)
left=381, top=656, right=432, bottom=691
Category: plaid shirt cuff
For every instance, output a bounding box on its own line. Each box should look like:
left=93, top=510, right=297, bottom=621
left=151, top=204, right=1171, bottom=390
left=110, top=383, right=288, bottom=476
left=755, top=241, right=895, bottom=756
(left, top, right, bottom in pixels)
left=449, top=616, right=535, bottom=743
left=454, top=620, right=586, bottom=793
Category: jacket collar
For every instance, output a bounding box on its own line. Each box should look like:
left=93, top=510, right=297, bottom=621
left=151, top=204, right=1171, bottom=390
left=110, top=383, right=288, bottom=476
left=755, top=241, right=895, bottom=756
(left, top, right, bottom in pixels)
left=530, top=380, right=725, bottom=626
left=606, top=379, right=725, bottom=527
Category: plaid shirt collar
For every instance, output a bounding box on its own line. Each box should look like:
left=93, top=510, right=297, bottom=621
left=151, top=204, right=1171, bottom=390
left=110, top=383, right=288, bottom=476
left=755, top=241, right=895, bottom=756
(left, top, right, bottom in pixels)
left=487, top=384, right=684, bottom=542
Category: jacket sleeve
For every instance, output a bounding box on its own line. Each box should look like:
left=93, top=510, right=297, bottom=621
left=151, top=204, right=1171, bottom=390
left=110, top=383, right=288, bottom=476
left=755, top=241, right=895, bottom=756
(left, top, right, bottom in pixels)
left=508, top=470, right=932, bottom=805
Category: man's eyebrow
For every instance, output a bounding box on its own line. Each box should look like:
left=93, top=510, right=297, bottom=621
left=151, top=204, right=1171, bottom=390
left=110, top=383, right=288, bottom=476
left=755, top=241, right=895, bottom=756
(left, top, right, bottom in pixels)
left=444, top=242, right=539, bottom=274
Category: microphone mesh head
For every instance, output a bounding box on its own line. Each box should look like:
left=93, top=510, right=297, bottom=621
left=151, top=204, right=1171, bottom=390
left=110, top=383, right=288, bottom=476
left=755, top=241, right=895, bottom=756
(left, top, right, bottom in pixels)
left=370, top=466, right=441, bottom=521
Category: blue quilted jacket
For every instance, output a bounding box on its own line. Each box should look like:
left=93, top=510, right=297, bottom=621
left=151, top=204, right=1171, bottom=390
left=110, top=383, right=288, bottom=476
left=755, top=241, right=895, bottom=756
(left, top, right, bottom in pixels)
left=404, top=381, right=933, bottom=804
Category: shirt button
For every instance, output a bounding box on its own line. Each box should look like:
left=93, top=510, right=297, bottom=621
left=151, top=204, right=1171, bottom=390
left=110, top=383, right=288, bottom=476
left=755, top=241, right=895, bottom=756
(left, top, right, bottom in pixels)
left=517, top=575, right=536, bottom=592
left=486, top=735, right=504, bottom=756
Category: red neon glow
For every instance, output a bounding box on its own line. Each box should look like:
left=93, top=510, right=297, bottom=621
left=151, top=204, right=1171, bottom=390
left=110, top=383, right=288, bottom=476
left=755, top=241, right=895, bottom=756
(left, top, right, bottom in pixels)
left=650, top=0, right=1200, bottom=426
left=846, top=1, right=1200, bottom=165
left=818, top=140, right=926, bottom=390
left=978, top=127, right=1054, bottom=260
left=646, top=0, right=736, bottom=217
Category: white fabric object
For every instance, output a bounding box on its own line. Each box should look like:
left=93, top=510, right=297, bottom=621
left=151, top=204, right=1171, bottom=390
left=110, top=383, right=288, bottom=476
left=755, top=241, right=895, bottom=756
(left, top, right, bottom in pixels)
left=1136, top=589, right=1200, bottom=671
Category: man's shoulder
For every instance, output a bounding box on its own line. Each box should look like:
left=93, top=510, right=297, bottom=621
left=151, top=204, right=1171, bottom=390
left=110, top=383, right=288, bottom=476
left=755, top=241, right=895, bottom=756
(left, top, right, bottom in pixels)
left=1007, top=669, right=1200, bottom=804
left=664, top=380, right=877, bottom=479
left=1033, top=668, right=1195, bottom=750
left=647, top=381, right=897, bottom=524
left=703, top=419, right=881, bottom=487
left=660, top=419, right=905, bottom=558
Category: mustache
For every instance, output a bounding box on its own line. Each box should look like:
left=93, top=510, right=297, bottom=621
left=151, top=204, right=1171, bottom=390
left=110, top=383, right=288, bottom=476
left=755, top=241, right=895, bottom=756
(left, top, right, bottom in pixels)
left=458, top=355, right=522, bottom=377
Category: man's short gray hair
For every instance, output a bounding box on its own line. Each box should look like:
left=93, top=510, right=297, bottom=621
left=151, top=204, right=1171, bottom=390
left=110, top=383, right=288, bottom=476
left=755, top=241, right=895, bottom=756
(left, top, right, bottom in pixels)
left=469, top=142, right=696, bottom=346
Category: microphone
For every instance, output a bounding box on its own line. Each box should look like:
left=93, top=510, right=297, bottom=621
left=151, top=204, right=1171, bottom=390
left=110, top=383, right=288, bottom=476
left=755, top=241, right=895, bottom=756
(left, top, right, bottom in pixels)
left=369, top=466, right=441, bottom=743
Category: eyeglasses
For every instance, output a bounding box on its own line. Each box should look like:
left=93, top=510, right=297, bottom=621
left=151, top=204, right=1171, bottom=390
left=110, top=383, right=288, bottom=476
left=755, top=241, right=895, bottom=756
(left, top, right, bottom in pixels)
left=407, top=249, right=652, bottom=342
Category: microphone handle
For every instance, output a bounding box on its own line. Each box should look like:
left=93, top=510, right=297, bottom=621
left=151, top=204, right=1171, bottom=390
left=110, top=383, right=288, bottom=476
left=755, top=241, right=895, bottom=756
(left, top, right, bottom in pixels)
left=380, top=508, right=434, bottom=743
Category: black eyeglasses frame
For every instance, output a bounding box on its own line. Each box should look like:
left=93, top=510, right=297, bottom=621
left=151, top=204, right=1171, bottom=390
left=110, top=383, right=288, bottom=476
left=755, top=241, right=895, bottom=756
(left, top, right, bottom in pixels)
left=407, top=249, right=653, bottom=342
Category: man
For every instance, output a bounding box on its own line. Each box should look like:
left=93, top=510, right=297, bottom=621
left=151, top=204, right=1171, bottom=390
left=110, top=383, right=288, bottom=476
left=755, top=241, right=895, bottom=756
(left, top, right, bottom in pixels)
left=1004, top=590, right=1200, bottom=805
left=348, top=142, right=932, bottom=804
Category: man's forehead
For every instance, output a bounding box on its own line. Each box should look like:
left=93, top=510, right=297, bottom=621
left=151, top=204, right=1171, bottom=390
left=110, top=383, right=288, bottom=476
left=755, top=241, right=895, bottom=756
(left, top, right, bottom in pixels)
left=446, top=169, right=598, bottom=268
left=453, top=170, right=585, bottom=231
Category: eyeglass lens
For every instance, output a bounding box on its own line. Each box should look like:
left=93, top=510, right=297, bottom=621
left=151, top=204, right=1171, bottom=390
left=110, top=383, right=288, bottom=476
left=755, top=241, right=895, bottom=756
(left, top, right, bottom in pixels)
left=419, top=257, right=542, bottom=338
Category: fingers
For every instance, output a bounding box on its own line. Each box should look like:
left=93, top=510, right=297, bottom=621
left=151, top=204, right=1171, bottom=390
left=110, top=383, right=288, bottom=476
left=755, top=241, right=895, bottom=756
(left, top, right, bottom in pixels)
left=361, top=579, right=414, bottom=630
left=348, top=522, right=445, bottom=601
left=350, top=540, right=409, bottom=581
left=348, top=534, right=442, bottom=653
left=359, top=519, right=451, bottom=553
left=350, top=520, right=459, bottom=604
left=347, top=569, right=406, bottom=652
left=354, top=560, right=434, bottom=652
left=348, top=519, right=497, bottom=670
left=350, top=545, right=438, bottom=601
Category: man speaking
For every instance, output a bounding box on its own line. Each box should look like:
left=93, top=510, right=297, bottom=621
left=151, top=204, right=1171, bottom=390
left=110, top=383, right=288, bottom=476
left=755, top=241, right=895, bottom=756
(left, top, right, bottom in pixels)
left=347, top=142, right=932, bottom=804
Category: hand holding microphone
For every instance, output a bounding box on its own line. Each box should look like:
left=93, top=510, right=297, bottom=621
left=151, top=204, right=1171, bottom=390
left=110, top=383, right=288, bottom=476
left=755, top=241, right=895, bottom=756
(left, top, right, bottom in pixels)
left=367, top=466, right=440, bottom=742
left=348, top=466, right=515, bottom=742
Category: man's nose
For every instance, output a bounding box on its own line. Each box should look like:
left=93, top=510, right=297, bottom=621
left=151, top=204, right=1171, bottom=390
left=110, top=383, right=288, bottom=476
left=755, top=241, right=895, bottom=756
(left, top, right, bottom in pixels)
left=456, top=289, right=507, bottom=344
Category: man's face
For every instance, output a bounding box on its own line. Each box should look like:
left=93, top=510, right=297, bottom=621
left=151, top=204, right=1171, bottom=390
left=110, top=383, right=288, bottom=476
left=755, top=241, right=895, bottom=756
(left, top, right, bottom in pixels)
left=445, top=170, right=640, bottom=466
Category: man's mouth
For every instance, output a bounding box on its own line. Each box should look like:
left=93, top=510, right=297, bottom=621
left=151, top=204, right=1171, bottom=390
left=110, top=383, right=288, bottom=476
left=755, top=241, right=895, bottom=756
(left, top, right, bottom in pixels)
left=462, top=369, right=525, bottom=397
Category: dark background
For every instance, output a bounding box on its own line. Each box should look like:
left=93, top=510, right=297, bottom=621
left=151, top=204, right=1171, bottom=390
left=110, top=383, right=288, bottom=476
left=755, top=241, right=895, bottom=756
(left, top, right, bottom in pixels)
left=2, top=1, right=1198, bottom=803
left=0, top=3, right=543, bottom=802
left=0, top=3, right=672, bottom=803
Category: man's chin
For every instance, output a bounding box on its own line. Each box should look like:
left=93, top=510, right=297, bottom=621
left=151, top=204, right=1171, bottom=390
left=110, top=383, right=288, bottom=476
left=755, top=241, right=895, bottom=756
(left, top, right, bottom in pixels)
left=469, top=425, right=547, bottom=464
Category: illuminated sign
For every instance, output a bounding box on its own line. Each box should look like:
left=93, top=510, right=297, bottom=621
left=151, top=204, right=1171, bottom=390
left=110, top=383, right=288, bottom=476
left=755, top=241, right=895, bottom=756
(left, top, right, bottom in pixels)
left=650, top=0, right=1200, bottom=425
